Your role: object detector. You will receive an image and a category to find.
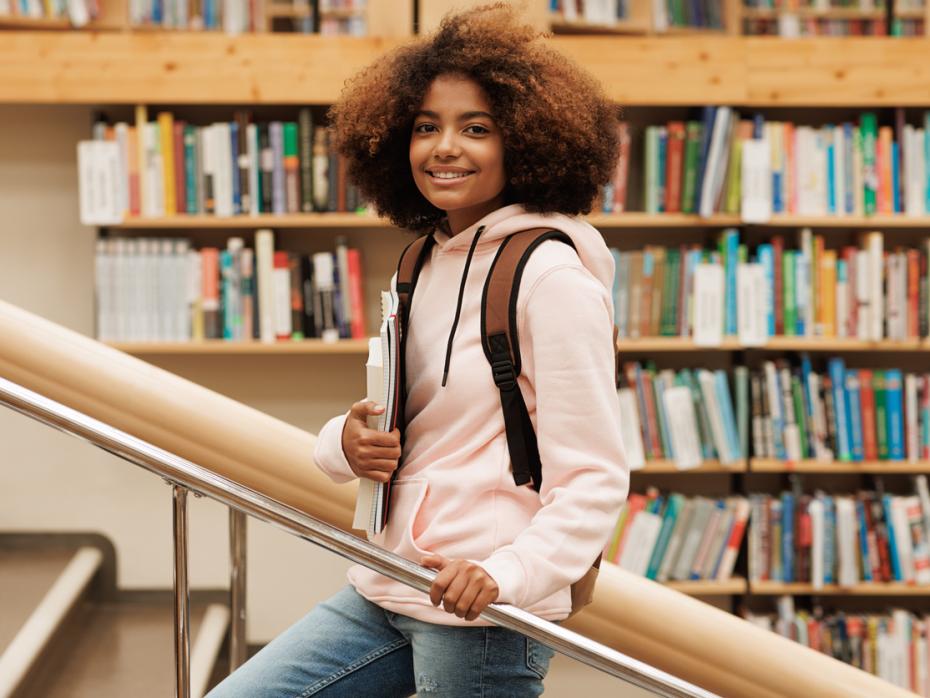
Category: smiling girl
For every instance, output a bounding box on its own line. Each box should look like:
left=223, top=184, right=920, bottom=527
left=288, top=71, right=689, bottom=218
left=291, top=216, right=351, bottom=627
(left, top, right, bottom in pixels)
left=209, top=4, right=629, bottom=697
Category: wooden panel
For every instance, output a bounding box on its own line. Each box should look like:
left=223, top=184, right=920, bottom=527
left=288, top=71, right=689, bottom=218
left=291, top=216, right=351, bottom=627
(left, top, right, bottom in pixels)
left=418, top=0, right=550, bottom=34
left=752, top=458, right=930, bottom=474
left=0, top=32, right=405, bottom=104
left=751, top=581, right=930, bottom=595
left=550, top=36, right=746, bottom=105
left=746, top=37, right=930, bottom=106
left=367, top=0, right=414, bottom=37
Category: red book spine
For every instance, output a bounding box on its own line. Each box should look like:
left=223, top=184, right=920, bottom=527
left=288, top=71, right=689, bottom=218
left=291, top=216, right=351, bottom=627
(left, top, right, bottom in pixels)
left=640, top=369, right=662, bottom=458
left=127, top=126, right=141, bottom=217
left=173, top=121, right=186, bottom=217
left=613, top=122, right=631, bottom=213
left=858, top=368, right=878, bottom=460
left=337, top=154, right=347, bottom=212
left=274, top=251, right=290, bottom=341
left=665, top=121, right=685, bottom=214
left=908, top=248, right=919, bottom=339
left=772, top=235, right=784, bottom=335
left=346, top=248, right=366, bottom=339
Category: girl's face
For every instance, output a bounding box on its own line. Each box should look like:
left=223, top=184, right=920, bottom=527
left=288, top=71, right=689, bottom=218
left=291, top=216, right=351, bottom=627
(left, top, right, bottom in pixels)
left=410, top=74, right=506, bottom=234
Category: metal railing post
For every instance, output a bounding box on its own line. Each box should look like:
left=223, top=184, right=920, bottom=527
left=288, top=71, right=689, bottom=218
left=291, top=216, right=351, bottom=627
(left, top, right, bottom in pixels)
left=229, top=508, right=248, bottom=671
left=173, top=484, right=191, bottom=698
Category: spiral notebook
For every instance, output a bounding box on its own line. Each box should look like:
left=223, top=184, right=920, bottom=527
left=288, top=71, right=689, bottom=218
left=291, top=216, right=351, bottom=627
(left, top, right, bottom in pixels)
left=352, top=279, right=401, bottom=536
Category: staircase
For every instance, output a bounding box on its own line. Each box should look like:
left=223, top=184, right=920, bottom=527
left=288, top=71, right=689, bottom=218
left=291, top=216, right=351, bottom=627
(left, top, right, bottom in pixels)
left=0, top=534, right=231, bottom=698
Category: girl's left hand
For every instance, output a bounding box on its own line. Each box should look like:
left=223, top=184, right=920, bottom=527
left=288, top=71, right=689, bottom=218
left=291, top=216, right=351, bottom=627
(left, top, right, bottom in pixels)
left=421, top=554, right=499, bottom=621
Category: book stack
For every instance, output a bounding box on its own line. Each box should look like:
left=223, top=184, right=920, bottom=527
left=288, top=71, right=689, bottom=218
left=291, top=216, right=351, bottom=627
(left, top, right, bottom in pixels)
left=94, top=231, right=366, bottom=343
left=748, top=476, right=930, bottom=586
left=751, top=356, right=930, bottom=464
left=742, top=0, right=888, bottom=37
left=618, top=361, right=746, bottom=469
left=892, top=0, right=925, bottom=36
left=653, top=0, right=725, bottom=32
left=0, top=0, right=97, bottom=25
left=353, top=284, right=401, bottom=536
left=746, top=602, right=929, bottom=692
left=127, top=0, right=261, bottom=32
left=80, top=107, right=369, bottom=221
left=604, top=488, right=750, bottom=583
left=611, top=228, right=930, bottom=344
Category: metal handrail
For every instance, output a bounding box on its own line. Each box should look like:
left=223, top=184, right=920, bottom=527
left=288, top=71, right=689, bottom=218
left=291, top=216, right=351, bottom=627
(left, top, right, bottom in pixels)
left=0, top=375, right=718, bottom=698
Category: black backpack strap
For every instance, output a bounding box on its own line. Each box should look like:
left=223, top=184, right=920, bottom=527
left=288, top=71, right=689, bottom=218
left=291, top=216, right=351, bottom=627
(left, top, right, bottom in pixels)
left=481, top=228, right=575, bottom=492
left=395, top=234, right=436, bottom=437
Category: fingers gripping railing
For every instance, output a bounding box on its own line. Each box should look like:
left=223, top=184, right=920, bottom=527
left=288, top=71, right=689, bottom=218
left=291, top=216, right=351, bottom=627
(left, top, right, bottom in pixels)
left=0, top=376, right=717, bottom=698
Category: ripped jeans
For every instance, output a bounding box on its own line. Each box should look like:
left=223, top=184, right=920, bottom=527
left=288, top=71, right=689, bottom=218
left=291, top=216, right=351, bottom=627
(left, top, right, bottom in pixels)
left=206, top=585, right=555, bottom=698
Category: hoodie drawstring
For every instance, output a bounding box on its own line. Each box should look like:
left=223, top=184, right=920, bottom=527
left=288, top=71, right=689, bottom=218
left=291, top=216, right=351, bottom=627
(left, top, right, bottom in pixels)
left=441, top=225, right=485, bottom=388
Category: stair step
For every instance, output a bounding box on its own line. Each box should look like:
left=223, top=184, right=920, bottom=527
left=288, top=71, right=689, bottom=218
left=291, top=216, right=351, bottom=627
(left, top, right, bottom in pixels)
left=0, top=547, right=76, bottom=653
left=20, top=598, right=229, bottom=698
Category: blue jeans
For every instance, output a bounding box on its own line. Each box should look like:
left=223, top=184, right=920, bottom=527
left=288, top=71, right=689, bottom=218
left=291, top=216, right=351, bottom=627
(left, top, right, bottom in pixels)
left=207, top=585, right=555, bottom=697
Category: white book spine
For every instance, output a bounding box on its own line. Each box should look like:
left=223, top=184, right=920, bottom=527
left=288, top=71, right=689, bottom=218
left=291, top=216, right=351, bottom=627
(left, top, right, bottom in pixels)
left=617, top=388, right=645, bottom=470
left=892, top=497, right=915, bottom=583
left=664, top=386, right=701, bottom=470
left=273, top=257, right=292, bottom=338
left=247, top=123, right=260, bottom=216
left=810, top=497, right=824, bottom=589
left=255, top=229, right=276, bottom=343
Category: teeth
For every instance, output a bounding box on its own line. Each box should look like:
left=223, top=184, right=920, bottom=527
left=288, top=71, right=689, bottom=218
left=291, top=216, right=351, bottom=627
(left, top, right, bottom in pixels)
left=430, top=171, right=470, bottom=179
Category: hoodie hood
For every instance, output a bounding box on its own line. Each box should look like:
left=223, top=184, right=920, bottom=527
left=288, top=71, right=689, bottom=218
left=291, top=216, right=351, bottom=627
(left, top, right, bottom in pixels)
left=430, top=203, right=616, bottom=389
left=431, top=203, right=616, bottom=320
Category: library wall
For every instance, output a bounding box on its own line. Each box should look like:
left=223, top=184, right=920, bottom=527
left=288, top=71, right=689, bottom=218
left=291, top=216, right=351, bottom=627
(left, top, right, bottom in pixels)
left=0, top=104, right=649, bottom=697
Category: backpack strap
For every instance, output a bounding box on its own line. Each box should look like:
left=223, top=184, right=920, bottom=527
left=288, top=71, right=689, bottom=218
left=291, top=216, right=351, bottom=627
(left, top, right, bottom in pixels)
left=481, top=228, right=576, bottom=492
left=394, top=234, right=436, bottom=437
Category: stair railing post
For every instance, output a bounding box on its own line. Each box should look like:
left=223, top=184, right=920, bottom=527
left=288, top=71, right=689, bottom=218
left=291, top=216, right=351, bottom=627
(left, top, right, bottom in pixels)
left=172, top=484, right=191, bottom=698
left=229, top=508, right=248, bottom=672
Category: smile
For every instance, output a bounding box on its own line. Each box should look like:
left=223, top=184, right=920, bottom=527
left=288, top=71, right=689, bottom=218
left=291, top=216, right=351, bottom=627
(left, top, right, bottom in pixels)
left=426, top=170, right=475, bottom=184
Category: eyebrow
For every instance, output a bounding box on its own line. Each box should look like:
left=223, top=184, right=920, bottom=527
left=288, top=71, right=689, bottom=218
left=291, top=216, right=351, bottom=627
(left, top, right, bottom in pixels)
left=415, top=110, right=494, bottom=121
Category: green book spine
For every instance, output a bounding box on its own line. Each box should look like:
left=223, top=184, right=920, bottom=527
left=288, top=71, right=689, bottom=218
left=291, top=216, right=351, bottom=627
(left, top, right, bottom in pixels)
left=791, top=373, right=809, bottom=459
left=298, top=108, right=314, bottom=213
left=783, top=251, right=797, bottom=336
left=645, top=127, right=659, bottom=213
left=861, top=112, right=878, bottom=216
left=724, top=137, right=742, bottom=214
left=646, top=494, right=683, bottom=580
left=681, top=121, right=702, bottom=214
left=183, top=124, right=198, bottom=214
left=874, top=371, right=889, bottom=459
left=663, top=249, right=680, bottom=336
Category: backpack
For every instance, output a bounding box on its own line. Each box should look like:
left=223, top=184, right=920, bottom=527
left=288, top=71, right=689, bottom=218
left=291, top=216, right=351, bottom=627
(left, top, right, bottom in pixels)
left=394, top=226, right=620, bottom=617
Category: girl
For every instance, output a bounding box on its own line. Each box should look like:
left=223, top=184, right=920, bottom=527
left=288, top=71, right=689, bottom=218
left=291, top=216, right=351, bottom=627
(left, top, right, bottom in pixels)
left=209, top=4, right=629, bottom=696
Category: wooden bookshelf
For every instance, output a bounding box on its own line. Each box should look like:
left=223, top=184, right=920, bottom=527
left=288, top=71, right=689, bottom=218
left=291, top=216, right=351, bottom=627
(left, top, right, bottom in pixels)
left=108, top=339, right=371, bottom=354
left=751, top=458, right=930, bottom=474
left=616, top=337, right=929, bottom=352
left=741, top=7, right=886, bottom=21
left=550, top=18, right=652, bottom=35
left=637, top=459, right=747, bottom=473
left=665, top=577, right=747, bottom=595
left=750, top=581, right=930, bottom=596
left=113, top=213, right=389, bottom=229
left=0, top=15, right=72, bottom=29
left=9, top=34, right=930, bottom=106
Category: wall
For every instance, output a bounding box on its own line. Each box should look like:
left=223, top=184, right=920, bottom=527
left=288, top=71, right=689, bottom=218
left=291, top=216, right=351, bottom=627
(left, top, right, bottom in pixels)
left=0, top=105, right=648, bottom=696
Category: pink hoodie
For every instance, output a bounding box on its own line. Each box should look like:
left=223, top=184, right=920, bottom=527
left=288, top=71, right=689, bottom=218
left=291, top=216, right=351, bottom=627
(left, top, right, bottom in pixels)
left=313, top=203, right=629, bottom=626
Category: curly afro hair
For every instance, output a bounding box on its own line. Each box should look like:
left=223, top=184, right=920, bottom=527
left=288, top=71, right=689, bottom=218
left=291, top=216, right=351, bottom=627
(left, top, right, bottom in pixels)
left=328, top=3, right=622, bottom=233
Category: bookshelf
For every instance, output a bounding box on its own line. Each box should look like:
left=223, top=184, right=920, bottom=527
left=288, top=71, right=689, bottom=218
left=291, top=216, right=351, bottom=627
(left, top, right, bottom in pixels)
left=11, top=15, right=930, bottom=683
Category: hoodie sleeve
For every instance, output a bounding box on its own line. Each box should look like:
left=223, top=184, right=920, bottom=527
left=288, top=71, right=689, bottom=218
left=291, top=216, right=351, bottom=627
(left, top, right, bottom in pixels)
left=313, top=411, right=358, bottom=484
left=478, top=259, right=630, bottom=609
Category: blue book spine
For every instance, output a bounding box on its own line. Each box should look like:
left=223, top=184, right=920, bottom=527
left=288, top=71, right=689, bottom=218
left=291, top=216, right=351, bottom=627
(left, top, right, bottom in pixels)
left=794, top=250, right=808, bottom=337
left=885, top=369, right=905, bottom=460
left=843, top=122, right=855, bottom=214
left=826, top=128, right=836, bottom=214
left=892, top=141, right=901, bottom=214
left=882, top=495, right=902, bottom=580
left=782, top=493, right=795, bottom=582
left=715, top=370, right=741, bottom=463
left=855, top=498, right=873, bottom=581
left=230, top=122, right=241, bottom=215
left=693, top=106, right=717, bottom=211
left=828, top=357, right=852, bottom=461
left=823, top=496, right=835, bottom=584
left=724, top=229, right=739, bottom=336
left=220, top=251, right=234, bottom=340
left=757, top=244, right=776, bottom=336
left=633, top=363, right=653, bottom=459
left=691, top=499, right=725, bottom=580
left=800, top=353, right=816, bottom=458
left=709, top=512, right=735, bottom=579
left=846, top=369, right=865, bottom=461
left=657, top=128, right=668, bottom=213
left=602, top=183, right=614, bottom=213
left=646, top=495, right=681, bottom=580
left=653, top=373, right=674, bottom=459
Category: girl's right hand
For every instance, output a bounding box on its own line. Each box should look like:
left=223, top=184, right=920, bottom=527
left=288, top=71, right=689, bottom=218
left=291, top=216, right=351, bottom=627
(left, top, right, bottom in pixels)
left=341, top=400, right=402, bottom=483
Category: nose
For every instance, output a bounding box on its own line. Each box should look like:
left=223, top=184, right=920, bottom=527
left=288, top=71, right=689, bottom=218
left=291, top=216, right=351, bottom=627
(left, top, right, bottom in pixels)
left=433, top=128, right=460, bottom=159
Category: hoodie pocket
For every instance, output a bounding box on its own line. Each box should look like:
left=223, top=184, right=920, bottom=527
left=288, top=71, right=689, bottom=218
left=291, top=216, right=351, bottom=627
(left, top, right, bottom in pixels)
left=374, top=478, right=431, bottom=561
